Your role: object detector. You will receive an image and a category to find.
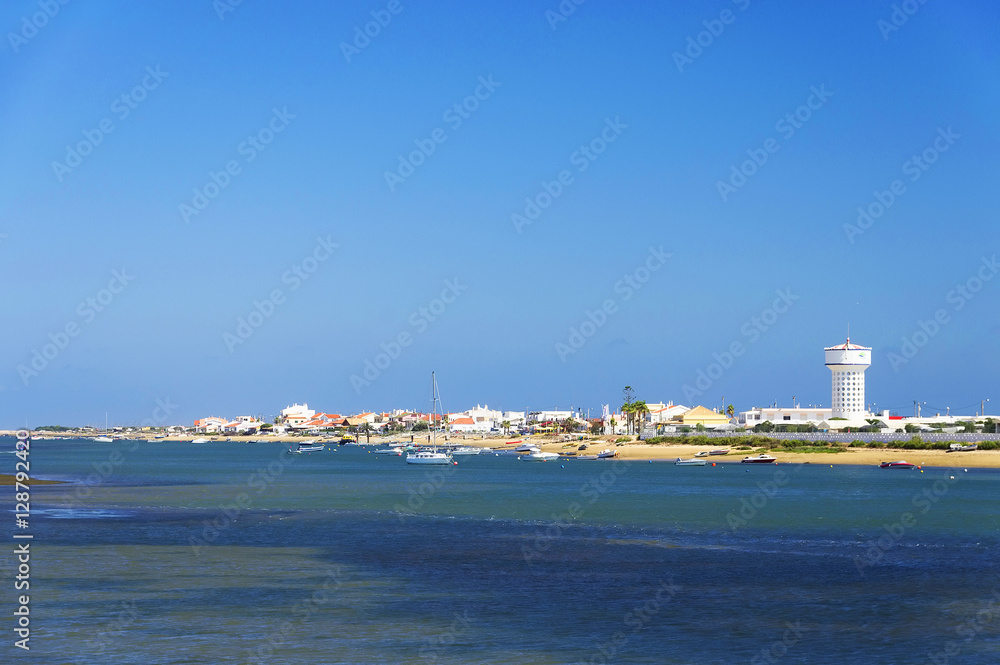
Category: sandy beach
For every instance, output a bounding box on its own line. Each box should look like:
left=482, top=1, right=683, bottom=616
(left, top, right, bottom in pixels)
left=13, top=432, right=1000, bottom=468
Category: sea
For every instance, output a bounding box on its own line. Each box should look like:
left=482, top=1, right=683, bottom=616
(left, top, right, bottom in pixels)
left=4, top=437, right=1000, bottom=664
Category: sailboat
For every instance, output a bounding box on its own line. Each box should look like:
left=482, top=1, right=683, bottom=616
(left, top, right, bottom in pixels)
left=94, top=412, right=113, bottom=442
left=405, top=372, right=454, bottom=466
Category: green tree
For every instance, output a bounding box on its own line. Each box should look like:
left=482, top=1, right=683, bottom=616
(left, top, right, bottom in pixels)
left=633, top=400, right=649, bottom=433
left=726, top=404, right=735, bottom=419
left=621, top=386, right=636, bottom=434
left=360, top=422, right=373, bottom=443
left=501, top=420, right=511, bottom=436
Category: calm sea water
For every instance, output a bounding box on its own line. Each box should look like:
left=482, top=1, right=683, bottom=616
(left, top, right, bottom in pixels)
left=5, top=437, right=1000, bottom=664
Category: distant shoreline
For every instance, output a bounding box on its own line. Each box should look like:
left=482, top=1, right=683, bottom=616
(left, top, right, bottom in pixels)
left=7, top=432, right=1000, bottom=469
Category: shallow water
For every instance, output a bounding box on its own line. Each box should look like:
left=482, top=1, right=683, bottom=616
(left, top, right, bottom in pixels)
left=6, top=438, right=1000, bottom=664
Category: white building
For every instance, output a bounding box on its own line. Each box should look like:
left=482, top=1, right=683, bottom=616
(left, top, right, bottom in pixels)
left=527, top=410, right=574, bottom=423
left=825, top=337, right=872, bottom=419
left=740, top=407, right=833, bottom=427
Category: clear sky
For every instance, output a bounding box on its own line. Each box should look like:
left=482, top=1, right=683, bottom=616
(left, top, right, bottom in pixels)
left=2, top=0, right=998, bottom=427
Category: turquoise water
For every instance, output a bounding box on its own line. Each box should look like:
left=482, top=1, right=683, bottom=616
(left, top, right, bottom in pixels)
left=6, top=438, right=1000, bottom=664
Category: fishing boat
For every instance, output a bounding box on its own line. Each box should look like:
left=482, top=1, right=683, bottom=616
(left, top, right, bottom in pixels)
left=289, top=441, right=324, bottom=454
left=576, top=455, right=599, bottom=460
left=675, top=457, right=707, bottom=466
left=694, top=451, right=709, bottom=458
left=406, top=372, right=454, bottom=466
left=879, top=460, right=916, bottom=469
left=597, top=449, right=618, bottom=459
left=520, top=451, right=559, bottom=462
left=741, top=453, right=777, bottom=464
left=449, top=446, right=482, bottom=456
left=709, top=449, right=730, bottom=456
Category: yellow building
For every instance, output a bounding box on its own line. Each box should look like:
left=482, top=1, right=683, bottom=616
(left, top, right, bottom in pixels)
left=674, top=405, right=730, bottom=427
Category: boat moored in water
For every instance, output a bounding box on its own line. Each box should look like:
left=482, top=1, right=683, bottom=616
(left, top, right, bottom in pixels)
left=741, top=453, right=777, bottom=464
left=520, top=451, right=560, bottom=462
left=675, top=457, right=707, bottom=466
left=879, top=460, right=916, bottom=469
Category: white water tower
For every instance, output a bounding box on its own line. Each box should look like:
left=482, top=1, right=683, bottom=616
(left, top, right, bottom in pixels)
left=825, top=337, right=872, bottom=419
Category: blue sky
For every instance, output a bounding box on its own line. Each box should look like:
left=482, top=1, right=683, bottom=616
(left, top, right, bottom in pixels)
left=2, top=0, right=998, bottom=427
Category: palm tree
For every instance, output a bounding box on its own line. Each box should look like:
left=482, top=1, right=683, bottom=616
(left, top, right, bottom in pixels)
left=609, top=417, right=616, bottom=435
left=633, top=400, right=649, bottom=433
left=360, top=422, right=372, bottom=443
left=726, top=404, right=735, bottom=419
left=501, top=420, right=511, bottom=436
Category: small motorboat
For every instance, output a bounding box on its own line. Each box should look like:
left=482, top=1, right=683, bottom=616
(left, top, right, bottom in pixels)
left=520, top=451, right=559, bottom=462
left=373, top=447, right=403, bottom=456
left=879, top=460, right=916, bottom=469
left=191, top=437, right=209, bottom=444
left=597, top=449, right=618, bottom=459
left=290, top=441, right=324, bottom=454
left=515, top=443, right=539, bottom=452
left=575, top=455, right=599, bottom=460
left=675, top=457, right=707, bottom=466
left=709, top=449, right=730, bottom=456
left=694, top=451, right=709, bottom=458
left=405, top=450, right=453, bottom=465
left=741, top=454, right=777, bottom=464
left=946, top=444, right=978, bottom=453
left=449, top=446, right=482, bottom=456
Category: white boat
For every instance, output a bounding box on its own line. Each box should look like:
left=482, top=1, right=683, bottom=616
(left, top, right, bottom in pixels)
left=597, top=449, right=618, bottom=459
left=191, top=437, right=209, bottom=444
left=405, top=372, right=454, bottom=466
left=406, top=450, right=453, bottom=465
left=449, top=446, right=482, bottom=456
left=520, top=451, right=559, bottom=462
left=373, top=448, right=403, bottom=456
left=93, top=436, right=113, bottom=443
left=709, top=449, right=730, bottom=456
left=514, top=443, right=539, bottom=452
left=741, top=453, right=777, bottom=464
left=290, top=441, right=324, bottom=453
left=694, top=451, right=709, bottom=457
left=675, top=457, right=707, bottom=466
